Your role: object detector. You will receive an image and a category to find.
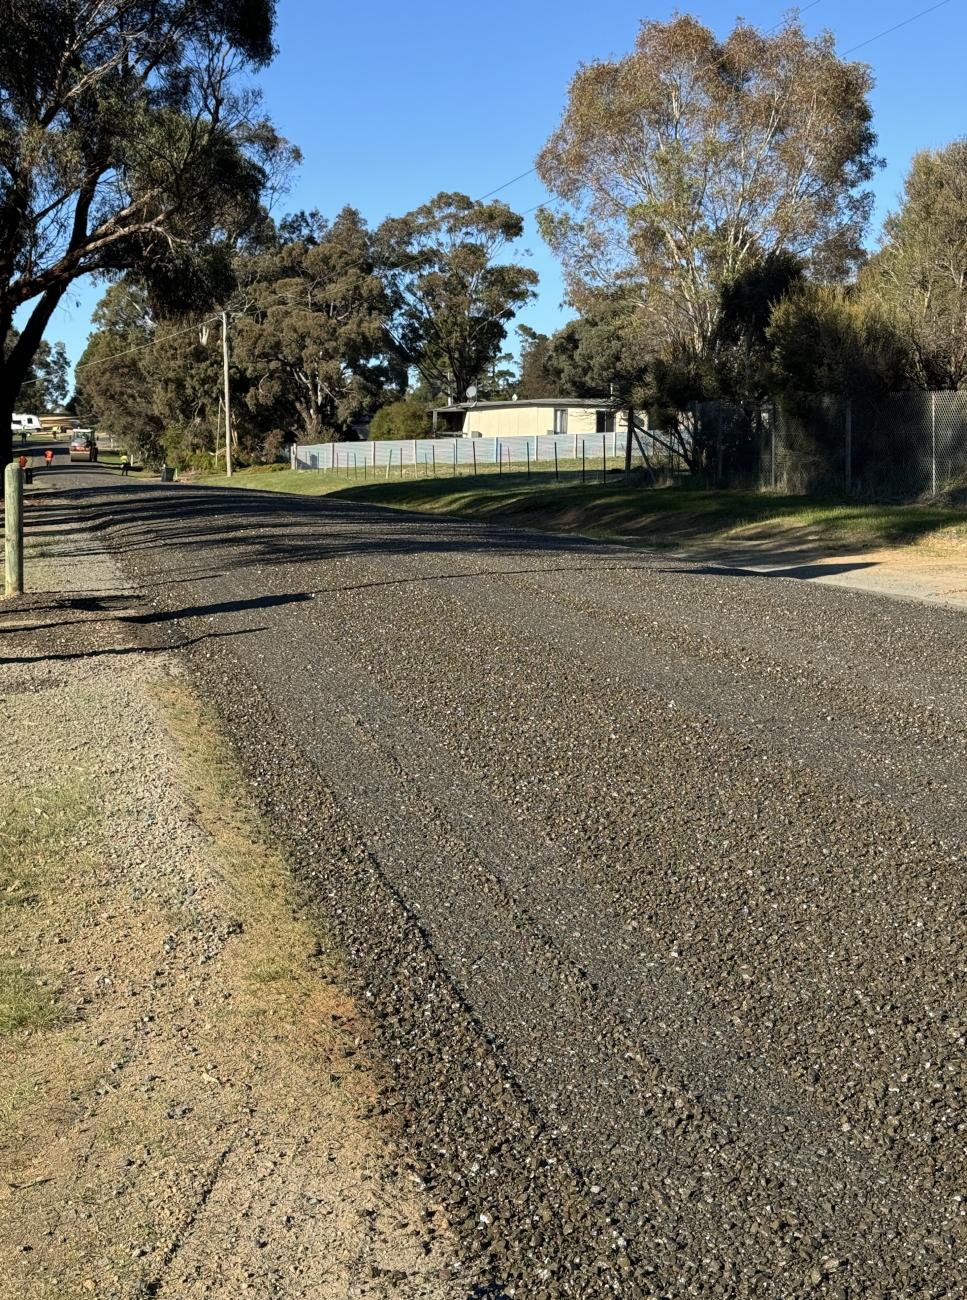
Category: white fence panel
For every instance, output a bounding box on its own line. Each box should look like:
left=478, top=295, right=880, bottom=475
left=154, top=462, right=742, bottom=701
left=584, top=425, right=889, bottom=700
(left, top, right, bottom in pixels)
left=293, top=431, right=635, bottom=473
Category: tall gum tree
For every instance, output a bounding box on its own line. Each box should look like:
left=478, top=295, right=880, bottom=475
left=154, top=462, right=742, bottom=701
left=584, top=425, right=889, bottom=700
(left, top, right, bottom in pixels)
left=863, top=140, right=967, bottom=390
left=536, top=15, right=880, bottom=362
left=0, top=0, right=289, bottom=464
left=232, top=207, right=389, bottom=442
left=378, top=192, right=538, bottom=402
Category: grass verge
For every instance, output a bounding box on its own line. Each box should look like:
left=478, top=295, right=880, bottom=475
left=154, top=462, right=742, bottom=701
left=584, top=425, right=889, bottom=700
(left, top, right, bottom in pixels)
left=0, top=787, right=94, bottom=1037
left=194, top=465, right=967, bottom=554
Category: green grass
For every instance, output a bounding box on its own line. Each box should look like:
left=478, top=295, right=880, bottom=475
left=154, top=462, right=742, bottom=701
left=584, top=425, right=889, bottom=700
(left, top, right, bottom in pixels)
left=193, top=463, right=967, bottom=553
left=0, top=787, right=94, bottom=1036
left=0, top=966, right=61, bottom=1034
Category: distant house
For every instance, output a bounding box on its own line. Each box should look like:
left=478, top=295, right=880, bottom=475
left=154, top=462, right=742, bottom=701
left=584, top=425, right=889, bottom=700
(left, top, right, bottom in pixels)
left=39, top=412, right=79, bottom=432
left=432, top=398, right=629, bottom=439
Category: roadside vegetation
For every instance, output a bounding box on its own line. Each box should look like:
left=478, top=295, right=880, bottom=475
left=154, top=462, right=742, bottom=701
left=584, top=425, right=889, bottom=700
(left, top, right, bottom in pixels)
left=192, top=464, right=967, bottom=553
left=61, top=13, right=967, bottom=498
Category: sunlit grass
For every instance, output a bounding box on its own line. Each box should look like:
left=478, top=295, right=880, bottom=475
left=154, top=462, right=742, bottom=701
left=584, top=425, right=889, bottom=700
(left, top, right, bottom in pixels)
left=190, top=464, right=967, bottom=552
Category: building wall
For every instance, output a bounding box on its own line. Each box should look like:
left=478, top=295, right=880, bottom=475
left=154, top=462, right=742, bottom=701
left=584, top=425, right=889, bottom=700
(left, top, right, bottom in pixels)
left=460, top=404, right=628, bottom=438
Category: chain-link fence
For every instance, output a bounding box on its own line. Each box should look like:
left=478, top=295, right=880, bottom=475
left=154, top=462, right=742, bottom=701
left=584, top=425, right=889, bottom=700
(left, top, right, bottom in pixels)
left=693, top=392, right=967, bottom=496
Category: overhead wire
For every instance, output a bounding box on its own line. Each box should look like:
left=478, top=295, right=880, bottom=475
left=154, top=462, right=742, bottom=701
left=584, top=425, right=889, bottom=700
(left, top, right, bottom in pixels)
left=74, top=0, right=954, bottom=375
left=842, top=0, right=952, bottom=54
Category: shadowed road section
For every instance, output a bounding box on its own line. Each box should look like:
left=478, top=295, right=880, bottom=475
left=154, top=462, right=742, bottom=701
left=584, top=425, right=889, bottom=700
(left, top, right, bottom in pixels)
left=24, top=470, right=966, bottom=1298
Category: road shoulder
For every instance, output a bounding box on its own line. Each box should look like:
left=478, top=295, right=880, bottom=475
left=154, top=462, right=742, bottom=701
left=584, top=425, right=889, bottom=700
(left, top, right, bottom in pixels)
left=0, top=537, right=455, bottom=1298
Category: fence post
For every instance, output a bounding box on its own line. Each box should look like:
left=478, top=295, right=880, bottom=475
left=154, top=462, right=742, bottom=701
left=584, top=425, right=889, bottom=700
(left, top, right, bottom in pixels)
left=453, top=439, right=457, bottom=477
left=844, top=398, right=852, bottom=493
left=386, top=447, right=393, bottom=480
left=931, top=391, right=937, bottom=495
left=716, top=407, right=723, bottom=486
left=373, top=439, right=377, bottom=472
left=526, top=440, right=530, bottom=480
left=573, top=432, right=578, bottom=461
left=771, top=402, right=777, bottom=490
left=582, top=441, right=586, bottom=483
left=554, top=442, right=559, bottom=481
left=4, top=463, right=24, bottom=597
left=432, top=444, right=436, bottom=477
left=472, top=441, right=477, bottom=477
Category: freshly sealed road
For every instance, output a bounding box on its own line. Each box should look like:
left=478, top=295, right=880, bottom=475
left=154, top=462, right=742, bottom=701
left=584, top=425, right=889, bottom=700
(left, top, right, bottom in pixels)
left=34, top=470, right=966, bottom=1298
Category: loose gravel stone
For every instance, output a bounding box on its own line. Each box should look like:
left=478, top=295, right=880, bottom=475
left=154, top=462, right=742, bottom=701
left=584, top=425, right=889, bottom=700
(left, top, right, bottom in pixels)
left=32, top=470, right=966, bottom=1299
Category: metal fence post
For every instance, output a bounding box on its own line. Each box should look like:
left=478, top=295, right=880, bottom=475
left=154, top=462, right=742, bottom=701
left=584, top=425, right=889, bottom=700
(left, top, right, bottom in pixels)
left=601, top=433, right=606, bottom=484
left=554, top=442, right=559, bottom=481
left=931, top=391, right=937, bottom=495
left=844, top=398, right=852, bottom=493
left=472, top=441, right=477, bottom=477
left=716, top=406, right=723, bottom=486
left=771, top=402, right=777, bottom=490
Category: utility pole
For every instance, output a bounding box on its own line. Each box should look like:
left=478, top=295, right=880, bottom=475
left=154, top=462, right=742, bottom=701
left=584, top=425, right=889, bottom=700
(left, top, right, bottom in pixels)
left=222, top=311, right=233, bottom=478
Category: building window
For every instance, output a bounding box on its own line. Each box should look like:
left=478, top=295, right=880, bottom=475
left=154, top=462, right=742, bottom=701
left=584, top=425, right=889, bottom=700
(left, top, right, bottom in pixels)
left=553, top=408, right=568, bottom=434
left=596, top=409, right=615, bottom=434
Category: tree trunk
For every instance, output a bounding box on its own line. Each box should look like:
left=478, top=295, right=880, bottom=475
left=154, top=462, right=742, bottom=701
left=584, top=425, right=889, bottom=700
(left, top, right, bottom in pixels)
left=0, top=286, right=67, bottom=465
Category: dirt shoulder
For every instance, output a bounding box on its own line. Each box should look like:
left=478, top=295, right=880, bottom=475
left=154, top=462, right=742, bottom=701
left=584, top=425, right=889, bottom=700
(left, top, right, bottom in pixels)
left=0, top=533, right=456, bottom=1298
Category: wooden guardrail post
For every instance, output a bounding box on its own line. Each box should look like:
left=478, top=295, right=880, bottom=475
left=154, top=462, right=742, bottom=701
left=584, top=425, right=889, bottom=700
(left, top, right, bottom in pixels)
left=5, top=462, right=24, bottom=596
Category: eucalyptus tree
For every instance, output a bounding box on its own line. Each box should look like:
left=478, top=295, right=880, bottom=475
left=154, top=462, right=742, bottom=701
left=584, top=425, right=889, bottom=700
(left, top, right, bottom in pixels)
left=378, top=192, right=538, bottom=401
left=232, top=208, right=389, bottom=442
left=536, top=15, right=880, bottom=364
left=863, top=140, right=967, bottom=389
left=0, top=0, right=288, bottom=464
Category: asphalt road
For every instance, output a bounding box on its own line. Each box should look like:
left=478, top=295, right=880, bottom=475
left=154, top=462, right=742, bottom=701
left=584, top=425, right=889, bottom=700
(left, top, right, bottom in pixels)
left=26, top=465, right=966, bottom=1298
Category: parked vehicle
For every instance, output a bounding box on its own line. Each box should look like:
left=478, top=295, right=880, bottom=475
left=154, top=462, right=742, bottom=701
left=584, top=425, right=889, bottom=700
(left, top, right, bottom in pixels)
left=11, top=413, right=40, bottom=434
left=69, top=432, right=98, bottom=462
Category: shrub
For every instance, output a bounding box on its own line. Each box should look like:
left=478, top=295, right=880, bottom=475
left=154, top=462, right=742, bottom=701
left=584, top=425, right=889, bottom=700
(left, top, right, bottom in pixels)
left=369, top=398, right=432, bottom=440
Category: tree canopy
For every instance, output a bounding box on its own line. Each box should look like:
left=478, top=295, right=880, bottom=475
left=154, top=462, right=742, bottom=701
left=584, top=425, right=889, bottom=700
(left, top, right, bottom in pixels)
left=378, top=192, right=538, bottom=402
left=536, top=15, right=880, bottom=361
left=0, top=0, right=290, bottom=462
left=863, top=139, right=967, bottom=390
left=233, top=208, right=389, bottom=442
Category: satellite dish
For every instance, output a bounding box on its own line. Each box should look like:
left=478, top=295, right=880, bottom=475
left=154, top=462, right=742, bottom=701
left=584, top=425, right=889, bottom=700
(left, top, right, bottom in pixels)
left=466, top=385, right=478, bottom=401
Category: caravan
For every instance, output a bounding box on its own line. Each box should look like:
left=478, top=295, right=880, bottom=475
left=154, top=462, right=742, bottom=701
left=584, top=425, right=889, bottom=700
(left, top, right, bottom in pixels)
left=11, top=413, right=41, bottom=434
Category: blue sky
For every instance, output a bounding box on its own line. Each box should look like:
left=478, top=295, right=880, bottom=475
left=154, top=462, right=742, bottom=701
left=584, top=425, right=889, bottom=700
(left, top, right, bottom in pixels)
left=29, top=0, right=967, bottom=384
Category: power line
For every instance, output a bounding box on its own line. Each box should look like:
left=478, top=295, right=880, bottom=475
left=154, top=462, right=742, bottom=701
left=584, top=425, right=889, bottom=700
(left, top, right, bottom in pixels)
left=765, top=1, right=822, bottom=36
left=843, top=0, right=952, bottom=54
left=477, top=168, right=537, bottom=200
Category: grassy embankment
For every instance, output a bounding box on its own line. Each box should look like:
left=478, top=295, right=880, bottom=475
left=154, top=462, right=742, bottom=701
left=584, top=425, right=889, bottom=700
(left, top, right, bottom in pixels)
left=194, top=462, right=967, bottom=554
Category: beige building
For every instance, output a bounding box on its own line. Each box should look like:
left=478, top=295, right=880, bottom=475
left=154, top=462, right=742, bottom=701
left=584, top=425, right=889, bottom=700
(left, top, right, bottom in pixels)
left=432, top=398, right=629, bottom=439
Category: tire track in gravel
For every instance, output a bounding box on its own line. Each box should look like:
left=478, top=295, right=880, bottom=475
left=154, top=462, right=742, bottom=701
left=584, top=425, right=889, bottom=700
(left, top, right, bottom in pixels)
left=46, top=478, right=966, bottom=1299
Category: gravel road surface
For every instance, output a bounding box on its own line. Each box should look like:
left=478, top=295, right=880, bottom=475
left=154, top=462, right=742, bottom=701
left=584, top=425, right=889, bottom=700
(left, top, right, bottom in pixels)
left=28, top=465, right=966, bottom=1298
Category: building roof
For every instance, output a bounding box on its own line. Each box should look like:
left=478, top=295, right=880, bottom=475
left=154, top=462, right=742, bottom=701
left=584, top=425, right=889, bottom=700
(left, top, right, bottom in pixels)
left=433, top=397, right=619, bottom=414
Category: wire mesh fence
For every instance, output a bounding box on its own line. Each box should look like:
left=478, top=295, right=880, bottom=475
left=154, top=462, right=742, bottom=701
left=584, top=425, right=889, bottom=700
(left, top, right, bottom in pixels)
left=293, top=394, right=967, bottom=499
left=694, top=392, right=967, bottom=496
